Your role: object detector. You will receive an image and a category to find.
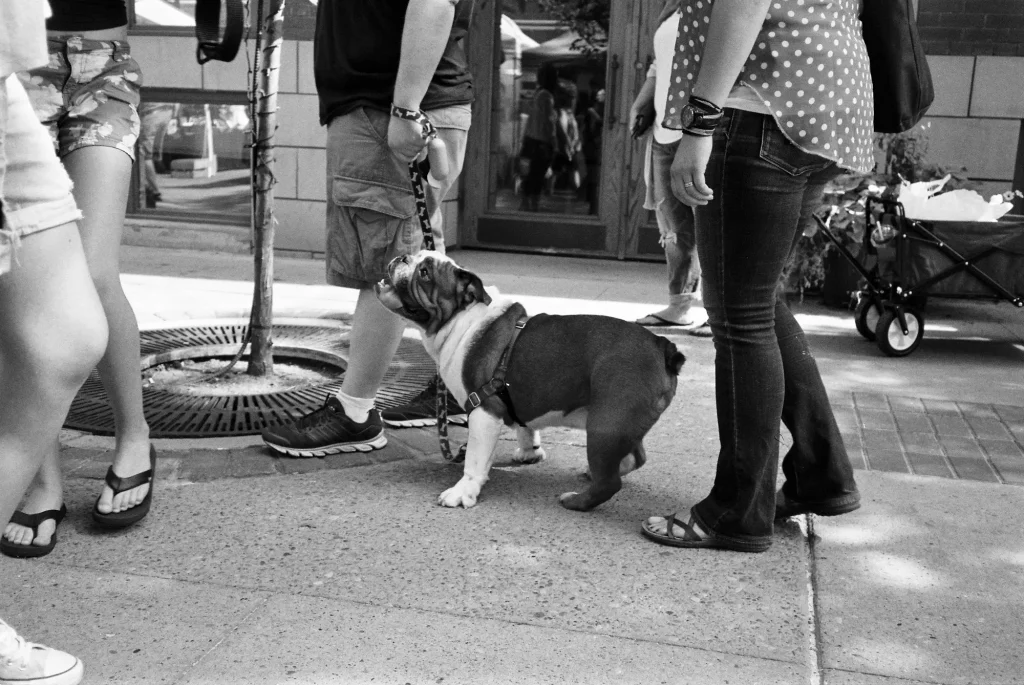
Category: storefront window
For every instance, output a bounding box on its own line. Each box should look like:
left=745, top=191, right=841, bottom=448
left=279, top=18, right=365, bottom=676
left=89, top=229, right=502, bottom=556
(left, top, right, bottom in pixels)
left=493, top=16, right=607, bottom=215
left=137, top=100, right=250, bottom=222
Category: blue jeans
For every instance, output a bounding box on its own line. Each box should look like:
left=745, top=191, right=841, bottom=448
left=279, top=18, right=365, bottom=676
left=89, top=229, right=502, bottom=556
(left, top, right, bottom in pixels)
left=691, top=110, right=860, bottom=551
left=651, top=139, right=700, bottom=302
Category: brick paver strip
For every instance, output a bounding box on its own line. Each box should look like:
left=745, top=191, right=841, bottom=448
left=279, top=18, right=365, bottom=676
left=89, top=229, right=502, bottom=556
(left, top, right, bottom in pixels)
left=861, top=429, right=900, bottom=451
left=930, top=414, right=973, bottom=437
left=979, top=439, right=1024, bottom=459
left=835, top=393, right=1024, bottom=486
left=900, top=432, right=944, bottom=456
left=938, top=436, right=987, bottom=459
left=859, top=408, right=897, bottom=431
left=864, top=449, right=909, bottom=473
left=989, top=456, right=1024, bottom=485
left=948, top=456, right=1001, bottom=483
left=957, top=402, right=999, bottom=419
left=905, top=452, right=955, bottom=479
left=893, top=412, right=933, bottom=433
left=922, top=399, right=961, bottom=415
left=888, top=396, right=926, bottom=413
left=966, top=417, right=1013, bottom=440
left=994, top=404, right=1024, bottom=424
left=852, top=392, right=889, bottom=410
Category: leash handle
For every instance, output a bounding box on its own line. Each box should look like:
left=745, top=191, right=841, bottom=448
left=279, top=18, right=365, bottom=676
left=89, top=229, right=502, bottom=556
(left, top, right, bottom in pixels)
left=404, top=109, right=464, bottom=464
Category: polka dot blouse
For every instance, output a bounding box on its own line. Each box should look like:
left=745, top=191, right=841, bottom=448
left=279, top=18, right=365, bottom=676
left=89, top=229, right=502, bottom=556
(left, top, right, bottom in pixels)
left=663, top=0, right=875, bottom=174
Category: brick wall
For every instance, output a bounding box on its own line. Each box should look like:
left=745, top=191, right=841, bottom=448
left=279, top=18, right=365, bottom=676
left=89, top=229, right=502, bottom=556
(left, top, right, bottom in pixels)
left=918, top=0, right=1024, bottom=56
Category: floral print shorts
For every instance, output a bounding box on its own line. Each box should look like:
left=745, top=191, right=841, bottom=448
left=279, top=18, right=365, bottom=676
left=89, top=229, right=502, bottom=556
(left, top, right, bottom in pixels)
left=17, top=37, right=142, bottom=161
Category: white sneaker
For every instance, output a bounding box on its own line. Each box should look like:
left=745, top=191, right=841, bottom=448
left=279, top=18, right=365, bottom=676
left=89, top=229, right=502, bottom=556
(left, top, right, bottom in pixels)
left=0, top=619, right=83, bottom=685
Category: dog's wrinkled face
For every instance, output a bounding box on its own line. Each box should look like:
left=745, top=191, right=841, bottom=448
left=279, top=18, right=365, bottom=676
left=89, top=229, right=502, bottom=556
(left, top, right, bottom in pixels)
left=375, top=251, right=491, bottom=335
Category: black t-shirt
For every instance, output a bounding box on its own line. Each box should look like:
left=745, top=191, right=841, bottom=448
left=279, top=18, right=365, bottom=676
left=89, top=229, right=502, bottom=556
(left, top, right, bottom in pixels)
left=314, top=0, right=474, bottom=126
left=47, top=0, right=127, bottom=31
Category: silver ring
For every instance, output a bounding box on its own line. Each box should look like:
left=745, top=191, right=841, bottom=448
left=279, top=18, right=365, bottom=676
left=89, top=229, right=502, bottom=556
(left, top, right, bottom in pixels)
left=683, top=182, right=694, bottom=187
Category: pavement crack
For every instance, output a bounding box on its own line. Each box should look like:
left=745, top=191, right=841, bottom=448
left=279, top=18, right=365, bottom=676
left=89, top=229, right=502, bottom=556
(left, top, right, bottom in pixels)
left=805, top=515, right=825, bottom=685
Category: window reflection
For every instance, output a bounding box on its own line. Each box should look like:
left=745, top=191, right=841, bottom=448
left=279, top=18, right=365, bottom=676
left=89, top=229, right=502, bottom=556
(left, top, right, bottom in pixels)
left=133, top=0, right=197, bottom=27
left=493, top=16, right=606, bottom=215
left=137, top=101, right=250, bottom=222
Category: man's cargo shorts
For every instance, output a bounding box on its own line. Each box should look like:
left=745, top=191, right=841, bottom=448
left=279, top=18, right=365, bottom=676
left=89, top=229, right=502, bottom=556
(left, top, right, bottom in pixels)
left=325, top=104, right=471, bottom=289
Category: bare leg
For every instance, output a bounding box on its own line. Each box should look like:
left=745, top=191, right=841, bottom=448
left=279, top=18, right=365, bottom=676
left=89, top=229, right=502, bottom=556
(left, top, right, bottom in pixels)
left=63, top=146, right=151, bottom=515
left=2, top=439, right=62, bottom=547
left=339, top=287, right=406, bottom=399
left=1, top=224, right=107, bottom=546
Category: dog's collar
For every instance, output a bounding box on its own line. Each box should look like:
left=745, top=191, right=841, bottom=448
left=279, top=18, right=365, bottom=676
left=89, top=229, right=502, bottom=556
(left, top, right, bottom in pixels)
left=464, top=316, right=530, bottom=427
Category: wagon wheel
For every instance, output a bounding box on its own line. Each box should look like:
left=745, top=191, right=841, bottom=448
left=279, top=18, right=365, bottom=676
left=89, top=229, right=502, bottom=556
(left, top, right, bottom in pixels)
left=875, top=307, right=924, bottom=357
left=854, top=296, right=882, bottom=341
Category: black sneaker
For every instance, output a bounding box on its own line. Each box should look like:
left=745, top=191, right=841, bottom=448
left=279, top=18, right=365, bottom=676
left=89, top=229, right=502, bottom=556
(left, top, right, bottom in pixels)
left=381, top=376, right=468, bottom=428
left=261, top=396, right=387, bottom=457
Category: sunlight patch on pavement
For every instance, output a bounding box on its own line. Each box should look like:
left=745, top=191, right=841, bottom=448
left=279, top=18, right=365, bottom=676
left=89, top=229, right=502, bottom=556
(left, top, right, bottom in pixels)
left=123, top=274, right=671, bottom=322
left=839, top=638, right=930, bottom=674
left=864, top=552, right=949, bottom=591
left=988, top=548, right=1024, bottom=567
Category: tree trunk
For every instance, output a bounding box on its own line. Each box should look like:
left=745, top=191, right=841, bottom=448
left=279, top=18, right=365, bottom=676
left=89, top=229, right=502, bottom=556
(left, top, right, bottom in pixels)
left=247, top=0, right=286, bottom=376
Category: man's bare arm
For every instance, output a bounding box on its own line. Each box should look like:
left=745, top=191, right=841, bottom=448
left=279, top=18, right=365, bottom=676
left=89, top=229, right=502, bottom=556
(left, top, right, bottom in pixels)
left=393, top=0, right=458, bottom=111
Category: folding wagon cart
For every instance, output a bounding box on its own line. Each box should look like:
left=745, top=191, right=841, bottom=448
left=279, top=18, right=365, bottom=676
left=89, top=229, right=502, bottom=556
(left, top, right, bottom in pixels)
left=814, top=196, right=1024, bottom=357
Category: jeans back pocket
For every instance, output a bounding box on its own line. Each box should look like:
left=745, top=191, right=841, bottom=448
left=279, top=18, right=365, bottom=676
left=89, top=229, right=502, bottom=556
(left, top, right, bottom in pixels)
left=758, top=116, right=833, bottom=177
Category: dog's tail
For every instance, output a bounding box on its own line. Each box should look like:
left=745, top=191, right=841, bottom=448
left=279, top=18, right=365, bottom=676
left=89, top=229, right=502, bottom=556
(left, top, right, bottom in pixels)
left=660, top=337, right=686, bottom=376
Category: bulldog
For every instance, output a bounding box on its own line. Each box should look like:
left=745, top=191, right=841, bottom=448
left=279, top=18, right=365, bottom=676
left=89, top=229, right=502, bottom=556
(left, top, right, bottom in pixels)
left=375, top=251, right=685, bottom=511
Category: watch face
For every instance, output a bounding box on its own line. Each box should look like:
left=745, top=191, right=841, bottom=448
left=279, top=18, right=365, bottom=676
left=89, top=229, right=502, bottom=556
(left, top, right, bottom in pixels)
left=680, top=105, right=695, bottom=128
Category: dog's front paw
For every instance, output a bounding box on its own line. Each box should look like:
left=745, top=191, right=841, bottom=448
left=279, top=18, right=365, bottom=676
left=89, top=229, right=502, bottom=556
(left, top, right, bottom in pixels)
left=513, top=445, right=546, bottom=465
left=438, top=477, right=481, bottom=508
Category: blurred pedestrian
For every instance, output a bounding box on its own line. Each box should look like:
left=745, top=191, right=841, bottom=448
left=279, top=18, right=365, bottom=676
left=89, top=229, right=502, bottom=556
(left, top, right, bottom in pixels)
left=632, top=0, right=707, bottom=333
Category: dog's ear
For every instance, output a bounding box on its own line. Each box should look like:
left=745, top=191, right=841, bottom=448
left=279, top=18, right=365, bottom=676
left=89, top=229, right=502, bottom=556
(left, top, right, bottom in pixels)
left=456, top=268, right=491, bottom=307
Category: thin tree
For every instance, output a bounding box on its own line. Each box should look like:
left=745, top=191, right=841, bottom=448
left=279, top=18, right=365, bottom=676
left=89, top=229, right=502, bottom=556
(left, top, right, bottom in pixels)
left=247, top=0, right=286, bottom=376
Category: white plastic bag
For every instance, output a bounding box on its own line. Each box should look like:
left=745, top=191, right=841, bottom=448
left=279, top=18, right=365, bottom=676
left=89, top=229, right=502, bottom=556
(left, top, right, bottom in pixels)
left=898, top=175, right=1014, bottom=222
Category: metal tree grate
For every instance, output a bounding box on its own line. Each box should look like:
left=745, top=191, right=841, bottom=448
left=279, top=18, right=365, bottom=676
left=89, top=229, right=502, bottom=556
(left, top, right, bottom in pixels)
left=65, top=323, right=437, bottom=438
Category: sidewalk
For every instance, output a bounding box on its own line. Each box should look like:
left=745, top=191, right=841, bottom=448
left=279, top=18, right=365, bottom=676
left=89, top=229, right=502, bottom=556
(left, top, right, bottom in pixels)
left=3, top=245, right=1023, bottom=685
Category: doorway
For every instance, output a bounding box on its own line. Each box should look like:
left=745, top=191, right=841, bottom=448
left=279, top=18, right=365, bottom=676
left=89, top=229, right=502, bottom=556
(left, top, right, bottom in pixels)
left=462, top=0, right=665, bottom=260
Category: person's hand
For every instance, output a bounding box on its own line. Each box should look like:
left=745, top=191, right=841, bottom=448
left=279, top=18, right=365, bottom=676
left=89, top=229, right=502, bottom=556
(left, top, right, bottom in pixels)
left=388, top=115, right=428, bottom=164
left=628, top=98, right=644, bottom=130
left=670, top=134, right=714, bottom=206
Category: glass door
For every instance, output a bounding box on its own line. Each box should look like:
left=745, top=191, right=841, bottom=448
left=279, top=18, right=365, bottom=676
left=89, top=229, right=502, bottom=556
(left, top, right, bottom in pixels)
left=463, top=0, right=663, bottom=258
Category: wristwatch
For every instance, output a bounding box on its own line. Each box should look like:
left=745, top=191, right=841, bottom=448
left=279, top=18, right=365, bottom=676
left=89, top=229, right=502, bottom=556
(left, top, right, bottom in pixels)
left=679, top=95, right=723, bottom=137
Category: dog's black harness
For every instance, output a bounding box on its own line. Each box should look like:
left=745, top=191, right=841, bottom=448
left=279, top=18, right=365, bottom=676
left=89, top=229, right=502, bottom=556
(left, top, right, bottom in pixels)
left=464, top=316, right=530, bottom=427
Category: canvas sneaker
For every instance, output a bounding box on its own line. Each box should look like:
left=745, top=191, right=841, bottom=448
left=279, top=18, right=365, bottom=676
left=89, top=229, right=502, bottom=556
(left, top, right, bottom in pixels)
left=0, top=619, right=84, bottom=685
left=261, top=396, right=387, bottom=457
left=381, top=376, right=468, bottom=428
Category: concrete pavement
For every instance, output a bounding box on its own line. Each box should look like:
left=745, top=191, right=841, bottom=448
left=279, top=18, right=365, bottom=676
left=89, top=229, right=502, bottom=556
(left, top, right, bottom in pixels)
left=2, top=245, right=1023, bottom=684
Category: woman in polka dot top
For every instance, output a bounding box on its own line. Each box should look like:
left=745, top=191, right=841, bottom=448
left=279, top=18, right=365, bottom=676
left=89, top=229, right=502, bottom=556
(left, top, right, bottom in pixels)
left=642, top=0, right=864, bottom=553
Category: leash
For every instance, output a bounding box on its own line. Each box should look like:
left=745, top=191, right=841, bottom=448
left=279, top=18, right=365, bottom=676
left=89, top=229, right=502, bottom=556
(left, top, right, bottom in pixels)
left=393, top=105, right=466, bottom=464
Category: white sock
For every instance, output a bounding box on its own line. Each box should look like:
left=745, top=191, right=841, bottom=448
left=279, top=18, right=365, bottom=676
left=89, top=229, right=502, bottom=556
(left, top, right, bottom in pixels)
left=335, top=390, right=375, bottom=424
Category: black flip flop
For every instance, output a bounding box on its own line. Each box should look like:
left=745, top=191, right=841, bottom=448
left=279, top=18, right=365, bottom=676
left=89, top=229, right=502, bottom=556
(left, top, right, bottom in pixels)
left=1, top=504, right=68, bottom=558
left=92, top=445, right=156, bottom=530
left=635, top=314, right=695, bottom=327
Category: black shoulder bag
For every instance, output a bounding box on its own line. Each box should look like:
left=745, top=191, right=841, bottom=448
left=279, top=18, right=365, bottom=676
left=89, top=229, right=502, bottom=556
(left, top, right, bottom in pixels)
left=861, top=0, right=935, bottom=133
